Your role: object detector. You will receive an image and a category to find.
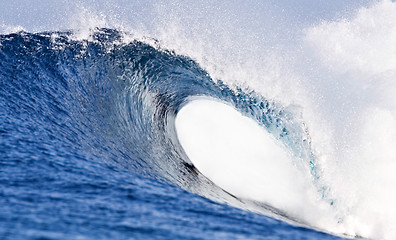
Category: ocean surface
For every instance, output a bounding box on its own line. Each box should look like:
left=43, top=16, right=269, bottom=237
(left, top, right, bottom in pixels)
left=1, top=1, right=396, bottom=239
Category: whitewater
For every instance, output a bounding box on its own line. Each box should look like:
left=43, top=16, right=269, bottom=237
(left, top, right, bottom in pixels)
left=1, top=0, right=396, bottom=239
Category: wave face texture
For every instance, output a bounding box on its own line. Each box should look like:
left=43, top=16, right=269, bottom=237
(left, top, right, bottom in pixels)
left=0, top=30, right=337, bottom=240
left=2, top=1, right=396, bottom=239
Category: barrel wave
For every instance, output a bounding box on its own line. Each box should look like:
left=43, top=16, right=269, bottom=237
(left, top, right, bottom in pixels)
left=0, top=29, right=341, bottom=239
left=0, top=29, right=311, bottom=182
left=3, top=0, right=396, bottom=239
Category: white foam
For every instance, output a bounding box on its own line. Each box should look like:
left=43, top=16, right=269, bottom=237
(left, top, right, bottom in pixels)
left=301, top=1, right=396, bottom=239
left=0, top=24, right=25, bottom=34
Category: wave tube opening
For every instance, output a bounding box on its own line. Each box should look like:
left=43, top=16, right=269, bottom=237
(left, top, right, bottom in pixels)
left=175, top=98, right=324, bottom=219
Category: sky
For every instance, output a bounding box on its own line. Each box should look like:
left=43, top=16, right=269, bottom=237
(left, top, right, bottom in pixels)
left=0, top=0, right=376, bottom=33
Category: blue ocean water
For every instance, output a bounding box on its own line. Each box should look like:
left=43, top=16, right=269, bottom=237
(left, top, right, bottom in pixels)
left=0, top=29, right=350, bottom=239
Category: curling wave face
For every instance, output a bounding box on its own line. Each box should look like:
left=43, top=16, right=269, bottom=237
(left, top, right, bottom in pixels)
left=0, top=29, right=327, bottom=231
left=3, top=3, right=396, bottom=234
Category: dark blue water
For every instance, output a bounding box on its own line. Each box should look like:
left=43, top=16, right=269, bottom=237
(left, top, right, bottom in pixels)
left=0, top=29, right=348, bottom=239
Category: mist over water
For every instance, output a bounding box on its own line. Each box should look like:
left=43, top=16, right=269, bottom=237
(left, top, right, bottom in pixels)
left=2, top=0, right=396, bottom=239
left=301, top=1, right=396, bottom=238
